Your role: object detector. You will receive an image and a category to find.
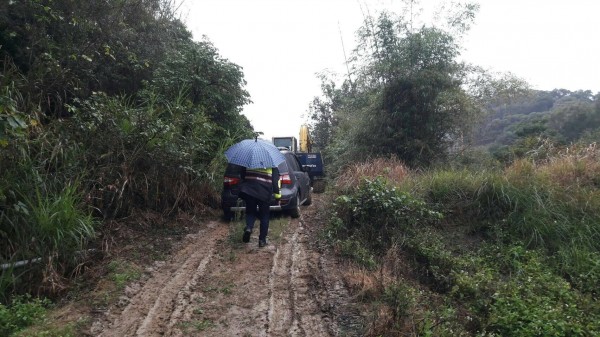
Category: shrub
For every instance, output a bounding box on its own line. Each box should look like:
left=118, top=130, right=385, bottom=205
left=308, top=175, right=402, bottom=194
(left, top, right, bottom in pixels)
left=325, top=156, right=600, bottom=336
left=1, top=0, right=254, bottom=302
left=1, top=156, right=96, bottom=297
left=333, top=157, right=410, bottom=194
left=332, top=177, right=442, bottom=255
left=0, top=295, right=50, bottom=336
left=482, top=247, right=599, bottom=336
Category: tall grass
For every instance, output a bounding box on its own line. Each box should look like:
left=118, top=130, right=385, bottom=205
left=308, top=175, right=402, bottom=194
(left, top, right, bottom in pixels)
left=22, top=182, right=95, bottom=257
left=415, top=153, right=600, bottom=291
left=1, top=121, right=96, bottom=298
left=334, top=156, right=410, bottom=193
left=326, top=150, right=600, bottom=335
left=1, top=171, right=96, bottom=297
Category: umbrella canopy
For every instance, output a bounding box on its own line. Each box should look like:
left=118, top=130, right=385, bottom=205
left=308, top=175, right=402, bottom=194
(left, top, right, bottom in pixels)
left=224, top=139, right=286, bottom=169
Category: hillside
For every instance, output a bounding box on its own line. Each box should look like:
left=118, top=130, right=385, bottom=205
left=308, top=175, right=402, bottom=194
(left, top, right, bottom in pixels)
left=2, top=1, right=600, bottom=336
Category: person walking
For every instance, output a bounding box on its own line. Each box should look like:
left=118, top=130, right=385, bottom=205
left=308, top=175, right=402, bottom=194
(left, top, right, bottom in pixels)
left=239, top=166, right=280, bottom=247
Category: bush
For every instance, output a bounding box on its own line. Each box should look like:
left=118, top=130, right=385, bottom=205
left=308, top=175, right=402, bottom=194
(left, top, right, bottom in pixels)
left=325, top=157, right=600, bottom=336
left=1, top=147, right=96, bottom=297
left=1, top=0, right=254, bottom=302
left=331, top=177, right=442, bottom=255
left=482, top=247, right=599, bottom=336
left=0, top=295, right=50, bottom=336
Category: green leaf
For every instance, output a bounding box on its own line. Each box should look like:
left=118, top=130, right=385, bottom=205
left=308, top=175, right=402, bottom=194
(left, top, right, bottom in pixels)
left=6, top=116, right=26, bottom=129
left=7, top=116, right=19, bottom=128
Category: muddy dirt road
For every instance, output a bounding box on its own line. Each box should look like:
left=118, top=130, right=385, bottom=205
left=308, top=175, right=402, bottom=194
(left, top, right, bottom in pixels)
left=90, top=195, right=362, bottom=336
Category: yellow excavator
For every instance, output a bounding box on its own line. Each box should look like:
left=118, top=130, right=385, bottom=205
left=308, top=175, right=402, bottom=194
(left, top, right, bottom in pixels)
left=299, top=124, right=311, bottom=152
left=272, top=124, right=325, bottom=192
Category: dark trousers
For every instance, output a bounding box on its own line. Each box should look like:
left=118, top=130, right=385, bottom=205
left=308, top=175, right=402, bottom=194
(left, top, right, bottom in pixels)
left=244, top=196, right=270, bottom=241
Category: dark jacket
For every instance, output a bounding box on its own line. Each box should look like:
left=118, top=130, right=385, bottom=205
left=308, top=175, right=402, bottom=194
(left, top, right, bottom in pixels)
left=239, top=167, right=280, bottom=203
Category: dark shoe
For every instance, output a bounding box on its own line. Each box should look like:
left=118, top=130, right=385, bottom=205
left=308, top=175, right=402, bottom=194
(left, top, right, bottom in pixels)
left=242, top=229, right=252, bottom=243
left=258, top=239, right=267, bottom=248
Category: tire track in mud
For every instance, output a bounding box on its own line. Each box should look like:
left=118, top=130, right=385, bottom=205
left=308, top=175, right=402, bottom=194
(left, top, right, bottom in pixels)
left=180, top=216, right=335, bottom=337
left=268, top=220, right=332, bottom=336
left=95, top=221, right=227, bottom=337
left=92, top=195, right=362, bottom=336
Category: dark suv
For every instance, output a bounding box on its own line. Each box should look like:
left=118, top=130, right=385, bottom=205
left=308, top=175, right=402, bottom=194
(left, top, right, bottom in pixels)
left=221, top=149, right=312, bottom=220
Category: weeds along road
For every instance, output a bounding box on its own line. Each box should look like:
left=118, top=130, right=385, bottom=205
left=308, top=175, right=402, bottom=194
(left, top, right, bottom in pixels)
left=91, top=194, right=361, bottom=336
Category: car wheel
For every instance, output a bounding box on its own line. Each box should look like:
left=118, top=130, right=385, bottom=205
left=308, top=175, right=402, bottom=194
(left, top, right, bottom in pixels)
left=303, top=190, right=312, bottom=206
left=289, top=194, right=300, bottom=218
left=289, top=207, right=300, bottom=218
left=223, top=209, right=234, bottom=222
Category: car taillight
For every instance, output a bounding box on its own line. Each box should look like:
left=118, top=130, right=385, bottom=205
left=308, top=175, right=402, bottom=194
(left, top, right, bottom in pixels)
left=223, top=176, right=240, bottom=186
left=280, top=173, right=292, bottom=185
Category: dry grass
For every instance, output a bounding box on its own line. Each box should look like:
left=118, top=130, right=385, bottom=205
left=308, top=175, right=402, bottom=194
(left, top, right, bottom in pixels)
left=503, top=142, right=600, bottom=199
left=341, top=245, right=434, bottom=337
left=505, top=142, right=600, bottom=186
left=537, top=142, right=600, bottom=188
left=334, top=157, right=411, bottom=192
left=364, top=306, right=395, bottom=337
left=342, top=263, right=398, bottom=337
left=342, top=263, right=382, bottom=300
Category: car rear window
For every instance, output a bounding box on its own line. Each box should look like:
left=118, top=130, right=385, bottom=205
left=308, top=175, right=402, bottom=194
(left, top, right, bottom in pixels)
left=225, top=163, right=244, bottom=176
left=278, top=160, right=288, bottom=174
left=285, top=153, right=302, bottom=172
left=225, top=163, right=288, bottom=175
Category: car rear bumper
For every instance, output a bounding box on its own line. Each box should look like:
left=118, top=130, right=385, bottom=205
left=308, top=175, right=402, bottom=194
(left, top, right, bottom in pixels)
left=225, top=194, right=308, bottom=212
left=223, top=195, right=297, bottom=211
left=229, top=204, right=286, bottom=212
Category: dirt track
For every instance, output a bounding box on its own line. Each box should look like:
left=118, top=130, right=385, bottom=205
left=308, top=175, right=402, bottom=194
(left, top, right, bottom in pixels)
left=90, top=195, right=361, bottom=336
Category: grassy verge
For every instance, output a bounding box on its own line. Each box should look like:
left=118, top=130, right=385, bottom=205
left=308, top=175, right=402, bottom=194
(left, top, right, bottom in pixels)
left=325, top=154, right=600, bottom=336
left=0, top=295, right=52, bottom=336
left=5, top=210, right=203, bottom=336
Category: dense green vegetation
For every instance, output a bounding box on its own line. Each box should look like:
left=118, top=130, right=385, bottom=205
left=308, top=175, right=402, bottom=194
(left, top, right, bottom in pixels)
left=325, top=153, right=600, bottom=336
left=0, top=295, right=51, bottom=336
left=310, top=2, right=600, bottom=336
left=308, top=3, right=531, bottom=170
left=475, top=89, right=600, bottom=161
left=2, top=0, right=600, bottom=335
left=1, top=0, right=252, bottom=310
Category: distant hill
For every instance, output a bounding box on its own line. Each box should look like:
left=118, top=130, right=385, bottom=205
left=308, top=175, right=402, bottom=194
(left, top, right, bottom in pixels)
left=473, top=89, right=600, bottom=153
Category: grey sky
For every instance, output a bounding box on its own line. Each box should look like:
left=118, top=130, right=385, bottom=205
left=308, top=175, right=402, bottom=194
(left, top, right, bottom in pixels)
left=182, top=0, right=600, bottom=140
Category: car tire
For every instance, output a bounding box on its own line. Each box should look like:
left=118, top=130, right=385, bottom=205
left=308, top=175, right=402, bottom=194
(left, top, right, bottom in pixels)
left=303, top=190, right=312, bottom=206
left=289, top=194, right=300, bottom=218
left=223, top=209, right=234, bottom=222
left=289, top=207, right=300, bottom=218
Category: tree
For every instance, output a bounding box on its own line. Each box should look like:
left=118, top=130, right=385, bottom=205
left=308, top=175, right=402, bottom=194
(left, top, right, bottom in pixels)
left=548, top=91, right=598, bottom=142
left=322, top=5, right=482, bottom=168
left=307, top=75, right=345, bottom=151
left=148, top=38, right=251, bottom=130
left=0, top=0, right=190, bottom=118
left=0, top=0, right=254, bottom=297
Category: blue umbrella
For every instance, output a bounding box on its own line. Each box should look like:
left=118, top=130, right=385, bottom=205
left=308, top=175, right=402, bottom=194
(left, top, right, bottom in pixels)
left=225, top=139, right=286, bottom=169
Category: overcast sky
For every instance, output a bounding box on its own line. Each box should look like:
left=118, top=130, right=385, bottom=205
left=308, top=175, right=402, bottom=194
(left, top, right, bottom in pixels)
left=182, top=0, right=600, bottom=140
